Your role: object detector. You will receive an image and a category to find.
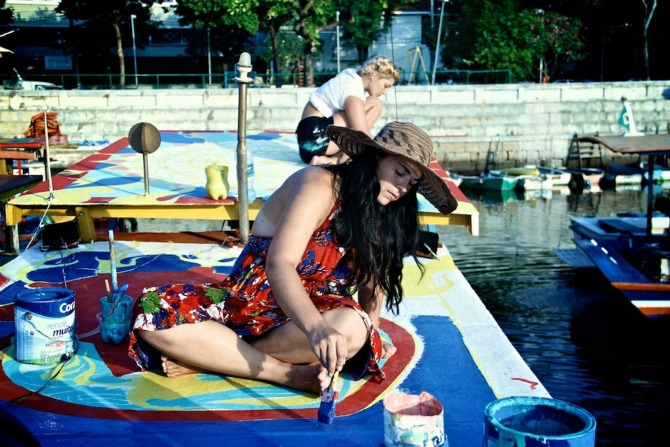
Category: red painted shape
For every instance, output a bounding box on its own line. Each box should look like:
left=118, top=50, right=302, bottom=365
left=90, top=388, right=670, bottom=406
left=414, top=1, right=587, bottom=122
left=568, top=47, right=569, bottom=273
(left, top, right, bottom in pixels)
left=511, top=377, right=539, bottom=390
left=0, top=271, right=415, bottom=421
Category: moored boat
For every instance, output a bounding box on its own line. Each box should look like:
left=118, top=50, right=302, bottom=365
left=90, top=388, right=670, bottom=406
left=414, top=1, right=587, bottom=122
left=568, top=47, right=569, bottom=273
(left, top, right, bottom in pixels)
left=564, top=134, right=670, bottom=318
left=599, top=162, right=643, bottom=189
left=458, top=172, right=518, bottom=191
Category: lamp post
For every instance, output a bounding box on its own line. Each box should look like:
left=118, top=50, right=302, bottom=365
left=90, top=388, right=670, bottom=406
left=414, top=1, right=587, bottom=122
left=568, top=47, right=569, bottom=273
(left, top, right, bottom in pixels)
left=235, top=52, right=253, bottom=242
left=131, top=14, right=138, bottom=87
left=336, top=11, right=341, bottom=73
left=537, top=9, right=544, bottom=84
left=432, top=0, right=447, bottom=85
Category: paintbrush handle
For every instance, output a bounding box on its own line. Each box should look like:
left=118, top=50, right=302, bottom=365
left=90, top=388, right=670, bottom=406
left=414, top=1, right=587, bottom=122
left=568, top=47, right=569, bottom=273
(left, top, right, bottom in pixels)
left=328, top=370, right=340, bottom=391
left=105, top=278, right=112, bottom=301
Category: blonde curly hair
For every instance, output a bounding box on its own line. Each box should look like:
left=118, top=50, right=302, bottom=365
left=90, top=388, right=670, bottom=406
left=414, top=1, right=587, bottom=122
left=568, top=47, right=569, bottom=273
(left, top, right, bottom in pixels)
left=357, top=56, right=401, bottom=82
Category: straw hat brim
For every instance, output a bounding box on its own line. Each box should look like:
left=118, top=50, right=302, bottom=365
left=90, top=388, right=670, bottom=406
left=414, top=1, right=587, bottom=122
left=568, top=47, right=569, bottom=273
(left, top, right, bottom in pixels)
left=327, top=125, right=458, bottom=215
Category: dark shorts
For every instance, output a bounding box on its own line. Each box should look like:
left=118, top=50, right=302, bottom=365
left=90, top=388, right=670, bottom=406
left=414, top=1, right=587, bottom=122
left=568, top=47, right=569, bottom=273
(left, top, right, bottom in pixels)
left=296, top=115, right=335, bottom=163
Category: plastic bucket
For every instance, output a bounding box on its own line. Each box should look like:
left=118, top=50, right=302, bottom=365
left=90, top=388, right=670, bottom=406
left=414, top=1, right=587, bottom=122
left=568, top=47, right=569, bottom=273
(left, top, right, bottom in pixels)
left=383, top=391, right=446, bottom=447
left=14, top=287, right=77, bottom=364
left=483, top=396, right=596, bottom=447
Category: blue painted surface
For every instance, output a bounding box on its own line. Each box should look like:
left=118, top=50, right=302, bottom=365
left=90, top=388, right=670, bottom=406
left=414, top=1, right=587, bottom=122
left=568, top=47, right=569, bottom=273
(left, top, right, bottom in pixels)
left=0, top=316, right=494, bottom=447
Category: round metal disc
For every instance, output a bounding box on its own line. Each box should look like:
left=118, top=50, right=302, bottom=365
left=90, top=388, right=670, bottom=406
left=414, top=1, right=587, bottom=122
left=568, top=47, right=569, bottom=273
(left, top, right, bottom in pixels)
left=128, top=122, right=161, bottom=154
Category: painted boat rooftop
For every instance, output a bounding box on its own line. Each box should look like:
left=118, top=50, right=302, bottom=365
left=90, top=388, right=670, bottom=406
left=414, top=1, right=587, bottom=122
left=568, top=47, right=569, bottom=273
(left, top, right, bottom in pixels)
left=0, top=237, right=549, bottom=447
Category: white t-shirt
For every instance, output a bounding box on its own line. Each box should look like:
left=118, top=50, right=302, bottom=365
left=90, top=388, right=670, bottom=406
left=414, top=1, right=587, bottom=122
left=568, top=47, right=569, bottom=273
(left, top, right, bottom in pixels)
left=308, top=68, right=367, bottom=118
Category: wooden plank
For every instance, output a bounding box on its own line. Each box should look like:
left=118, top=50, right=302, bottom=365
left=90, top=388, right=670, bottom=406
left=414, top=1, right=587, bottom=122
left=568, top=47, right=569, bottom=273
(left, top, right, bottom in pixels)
left=0, top=150, right=36, bottom=160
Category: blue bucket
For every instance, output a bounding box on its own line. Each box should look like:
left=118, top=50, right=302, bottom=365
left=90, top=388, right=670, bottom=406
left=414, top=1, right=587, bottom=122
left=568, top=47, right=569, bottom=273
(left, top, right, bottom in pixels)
left=14, top=287, right=77, bottom=364
left=483, top=396, right=596, bottom=447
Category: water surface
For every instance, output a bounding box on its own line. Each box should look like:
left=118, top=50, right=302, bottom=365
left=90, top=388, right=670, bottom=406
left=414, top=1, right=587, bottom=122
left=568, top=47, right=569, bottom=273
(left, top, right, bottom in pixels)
left=440, top=188, right=670, bottom=446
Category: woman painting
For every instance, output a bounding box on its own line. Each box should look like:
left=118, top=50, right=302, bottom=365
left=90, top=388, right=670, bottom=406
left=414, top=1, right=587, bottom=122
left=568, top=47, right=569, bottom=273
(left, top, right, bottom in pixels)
left=296, top=56, right=401, bottom=165
left=128, top=122, right=457, bottom=394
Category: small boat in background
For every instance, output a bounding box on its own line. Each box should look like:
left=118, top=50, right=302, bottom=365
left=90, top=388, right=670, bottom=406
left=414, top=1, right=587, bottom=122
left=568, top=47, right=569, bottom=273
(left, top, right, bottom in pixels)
left=600, top=162, right=643, bottom=189
left=562, top=134, right=670, bottom=318
left=565, top=167, right=604, bottom=192
left=458, top=172, right=518, bottom=191
left=538, top=167, right=572, bottom=187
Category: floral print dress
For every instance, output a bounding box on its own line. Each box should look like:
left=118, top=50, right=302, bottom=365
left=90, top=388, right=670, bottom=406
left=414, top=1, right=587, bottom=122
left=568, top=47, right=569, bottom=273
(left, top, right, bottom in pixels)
left=128, top=204, right=384, bottom=381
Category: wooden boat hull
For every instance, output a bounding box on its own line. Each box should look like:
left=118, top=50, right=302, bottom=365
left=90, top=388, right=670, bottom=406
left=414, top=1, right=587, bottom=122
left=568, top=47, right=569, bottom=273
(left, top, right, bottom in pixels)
left=570, top=216, right=670, bottom=318
left=459, top=174, right=517, bottom=191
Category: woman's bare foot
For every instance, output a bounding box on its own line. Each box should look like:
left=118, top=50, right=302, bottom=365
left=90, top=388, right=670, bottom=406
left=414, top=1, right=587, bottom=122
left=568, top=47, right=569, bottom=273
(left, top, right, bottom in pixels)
left=382, top=341, right=397, bottom=359
left=160, top=355, right=327, bottom=394
left=161, top=355, right=204, bottom=377
left=284, top=364, right=329, bottom=395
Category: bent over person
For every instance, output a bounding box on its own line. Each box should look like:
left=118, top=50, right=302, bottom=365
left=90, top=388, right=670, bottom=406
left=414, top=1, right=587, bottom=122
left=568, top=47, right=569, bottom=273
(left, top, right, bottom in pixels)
left=296, top=56, right=401, bottom=165
left=128, top=122, right=457, bottom=395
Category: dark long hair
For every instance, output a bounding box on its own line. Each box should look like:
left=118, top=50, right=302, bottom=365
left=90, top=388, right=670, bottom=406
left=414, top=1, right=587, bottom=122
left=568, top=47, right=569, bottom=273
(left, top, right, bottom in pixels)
left=327, top=152, right=423, bottom=315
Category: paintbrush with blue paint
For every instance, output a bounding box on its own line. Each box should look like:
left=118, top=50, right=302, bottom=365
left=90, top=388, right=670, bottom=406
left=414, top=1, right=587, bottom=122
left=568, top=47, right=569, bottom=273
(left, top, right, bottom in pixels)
left=108, top=283, right=129, bottom=315
left=317, top=370, right=340, bottom=424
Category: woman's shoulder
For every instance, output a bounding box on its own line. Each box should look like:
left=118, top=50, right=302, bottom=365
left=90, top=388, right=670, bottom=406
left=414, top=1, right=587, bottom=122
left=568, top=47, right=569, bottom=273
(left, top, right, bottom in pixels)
left=289, top=166, right=336, bottom=193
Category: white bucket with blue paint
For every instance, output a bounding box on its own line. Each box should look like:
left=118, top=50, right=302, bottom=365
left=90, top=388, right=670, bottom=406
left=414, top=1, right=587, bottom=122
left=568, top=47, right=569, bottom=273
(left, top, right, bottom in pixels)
left=483, top=396, right=596, bottom=447
left=14, top=287, right=77, bottom=364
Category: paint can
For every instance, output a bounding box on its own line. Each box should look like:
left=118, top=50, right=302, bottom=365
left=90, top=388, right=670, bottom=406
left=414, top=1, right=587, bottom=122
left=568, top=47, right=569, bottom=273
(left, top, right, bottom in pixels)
left=383, top=391, right=446, bottom=447
left=14, top=287, right=77, bottom=364
left=483, top=396, right=596, bottom=447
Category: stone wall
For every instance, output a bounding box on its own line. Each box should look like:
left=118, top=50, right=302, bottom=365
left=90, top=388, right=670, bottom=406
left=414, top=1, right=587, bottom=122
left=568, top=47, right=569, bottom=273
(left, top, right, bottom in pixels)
left=2, top=81, right=669, bottom=172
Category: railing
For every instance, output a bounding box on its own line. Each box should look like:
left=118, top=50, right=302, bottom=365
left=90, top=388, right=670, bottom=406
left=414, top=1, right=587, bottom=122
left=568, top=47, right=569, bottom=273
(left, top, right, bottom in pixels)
left=2, top=69, right=514, bottom=90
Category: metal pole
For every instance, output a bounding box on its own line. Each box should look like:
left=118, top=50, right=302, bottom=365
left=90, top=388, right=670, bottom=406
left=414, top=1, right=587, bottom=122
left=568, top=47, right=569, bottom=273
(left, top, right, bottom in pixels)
left=336, top=11, right=341, bottom=73
left=538, top=9, right=544, bottom=83
left=432, top=0, right=446, bottom=85
left=44, top=110, right=54, bottom=200
left=207, top=27, right=212, bottom=85
left=235, top=52, right=253, bottom=242
left=131, top=14, right=138, bottom=87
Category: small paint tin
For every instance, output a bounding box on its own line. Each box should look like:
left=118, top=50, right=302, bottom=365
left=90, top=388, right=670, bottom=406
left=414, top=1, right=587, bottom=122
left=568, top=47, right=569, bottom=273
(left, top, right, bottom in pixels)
left=14, top=287, right=77, bottom=364
left=383, top=390, right=446, bottom=447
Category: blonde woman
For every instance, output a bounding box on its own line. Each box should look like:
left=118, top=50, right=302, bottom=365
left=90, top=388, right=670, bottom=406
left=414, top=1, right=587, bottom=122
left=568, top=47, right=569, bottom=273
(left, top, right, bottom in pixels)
left=296, top=56, right=401, bottom=165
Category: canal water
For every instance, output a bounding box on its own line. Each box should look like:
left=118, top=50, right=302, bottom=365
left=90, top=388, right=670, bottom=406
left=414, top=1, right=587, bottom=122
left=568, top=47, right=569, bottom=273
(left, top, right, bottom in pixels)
left=439, top=187, right=670, bottom=446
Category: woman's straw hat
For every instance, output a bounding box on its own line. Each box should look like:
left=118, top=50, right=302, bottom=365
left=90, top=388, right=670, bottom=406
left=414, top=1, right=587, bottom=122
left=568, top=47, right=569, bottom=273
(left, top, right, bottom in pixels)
left=327, top=122, right=457, bottom=214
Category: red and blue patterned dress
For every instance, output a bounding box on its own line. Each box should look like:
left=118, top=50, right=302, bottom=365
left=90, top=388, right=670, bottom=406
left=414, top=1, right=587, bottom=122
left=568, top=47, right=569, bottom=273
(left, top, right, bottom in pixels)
left=128, top=204, right=384, bottom=381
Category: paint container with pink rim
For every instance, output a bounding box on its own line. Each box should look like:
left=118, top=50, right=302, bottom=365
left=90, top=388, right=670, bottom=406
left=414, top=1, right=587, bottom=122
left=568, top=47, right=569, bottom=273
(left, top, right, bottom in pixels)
left=383, top=390, right=446, bottom=447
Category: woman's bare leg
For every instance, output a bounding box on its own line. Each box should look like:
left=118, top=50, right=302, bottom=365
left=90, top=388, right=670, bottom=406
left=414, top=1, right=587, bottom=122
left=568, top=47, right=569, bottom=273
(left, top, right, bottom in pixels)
left=139, top=307, right=368, bottom=392
left=138, top=320, right=325, bottom=394
left=309, top=96, right=385, bottom=165
left=251, top=307, right=368, bottom=365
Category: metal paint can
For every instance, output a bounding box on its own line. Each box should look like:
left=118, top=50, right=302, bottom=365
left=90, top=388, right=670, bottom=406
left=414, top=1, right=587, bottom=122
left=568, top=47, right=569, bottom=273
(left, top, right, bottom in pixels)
left=14, top=287, right=76, bottom=364
left=483, top=396, right=596, bottom=447
left=383, top=391, right=446, bottom=447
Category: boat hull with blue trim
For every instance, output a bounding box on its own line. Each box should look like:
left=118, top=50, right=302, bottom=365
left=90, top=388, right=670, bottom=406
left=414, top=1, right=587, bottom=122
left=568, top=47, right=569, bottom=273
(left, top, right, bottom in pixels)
left=569, top=215, right=670, bottom=318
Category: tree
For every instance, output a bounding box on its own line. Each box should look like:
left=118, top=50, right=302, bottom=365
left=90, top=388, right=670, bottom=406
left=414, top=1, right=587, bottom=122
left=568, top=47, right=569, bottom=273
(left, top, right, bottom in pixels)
left=57, top=0, right=154, bottom=87
left=0, top=0, right=12, bottom=25
left=175, top=0, right=296, bottom=85
left=256, top=1, right=295, bottom=86
left=292, top=0, right=336, bottom=87
left=471, top=8, right=585, bottom=82
left=640, top=0, right=657, bottom=80
left=335, top=0, right=404, bottom=63
left=175, top=0, right=259, bottom=33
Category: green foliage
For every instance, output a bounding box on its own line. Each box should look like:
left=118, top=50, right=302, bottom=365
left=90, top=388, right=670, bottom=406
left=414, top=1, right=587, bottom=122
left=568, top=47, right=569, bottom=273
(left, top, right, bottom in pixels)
left=175, top=0, right=260, bottom=34
left=471, top=9, right=586, bottom=81
left=56, top=0, right=154, bottom=58
left=0, top=0, right=12, bottom=25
